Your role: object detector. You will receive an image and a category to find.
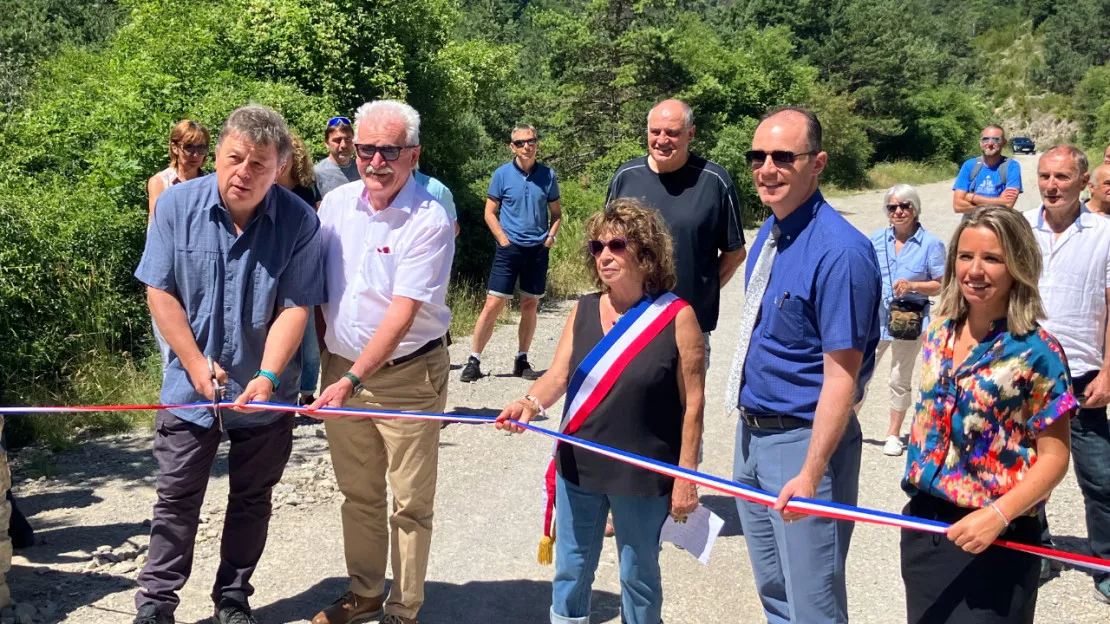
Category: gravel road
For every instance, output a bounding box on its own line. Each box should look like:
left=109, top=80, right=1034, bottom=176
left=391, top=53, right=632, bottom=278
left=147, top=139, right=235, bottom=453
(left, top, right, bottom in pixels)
left=7, top=154, right=1107, bottom=623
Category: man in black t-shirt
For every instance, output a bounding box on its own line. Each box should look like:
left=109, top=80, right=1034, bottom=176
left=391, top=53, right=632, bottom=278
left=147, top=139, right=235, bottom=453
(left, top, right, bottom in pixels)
left=607, top=99, right=747, bottom=364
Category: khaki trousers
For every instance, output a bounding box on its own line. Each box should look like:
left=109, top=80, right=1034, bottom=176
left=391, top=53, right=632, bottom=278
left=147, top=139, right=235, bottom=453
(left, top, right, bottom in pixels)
left=321, top=344, right=449, bottom=621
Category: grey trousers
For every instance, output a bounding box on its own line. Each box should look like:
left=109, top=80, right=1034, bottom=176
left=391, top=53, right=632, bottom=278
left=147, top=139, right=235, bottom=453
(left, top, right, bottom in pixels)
left=733, top=415, right=862, bottom=624
left=135, top=410, right=293, bottom=615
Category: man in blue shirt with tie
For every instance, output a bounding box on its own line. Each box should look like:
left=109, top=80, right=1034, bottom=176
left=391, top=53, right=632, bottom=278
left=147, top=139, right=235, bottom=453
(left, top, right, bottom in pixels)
left=726, top=107, right=881, bottom=623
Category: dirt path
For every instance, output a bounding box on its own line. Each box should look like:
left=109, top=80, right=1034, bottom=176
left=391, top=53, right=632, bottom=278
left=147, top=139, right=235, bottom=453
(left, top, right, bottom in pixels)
left=7, top=154, right=1106, bottom=623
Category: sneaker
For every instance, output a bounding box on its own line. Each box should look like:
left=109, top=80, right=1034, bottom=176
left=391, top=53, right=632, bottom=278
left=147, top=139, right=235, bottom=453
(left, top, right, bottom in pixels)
left=134, top=604, right=174, bottom=624
left=213, top=595, right=257, bottom=624
left=1095, top=577, right=1110, bottom=604
left=311, top=591, right=384, bottom=624
left=513, top=354, right=540, bottom=380
left=459, top=356, right=482, bottom=383
left=882, top=435, right=904, bottom=456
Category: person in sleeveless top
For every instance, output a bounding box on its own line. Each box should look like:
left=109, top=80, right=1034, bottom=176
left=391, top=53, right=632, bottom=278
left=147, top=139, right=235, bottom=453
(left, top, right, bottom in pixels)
left=147, top=119, right=211, bottom=224
left=497, top=198, right=705, bottom=624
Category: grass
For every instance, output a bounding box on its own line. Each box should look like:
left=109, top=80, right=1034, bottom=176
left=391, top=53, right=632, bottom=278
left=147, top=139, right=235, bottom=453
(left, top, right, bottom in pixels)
left=825, top=160, right=959, bottom=197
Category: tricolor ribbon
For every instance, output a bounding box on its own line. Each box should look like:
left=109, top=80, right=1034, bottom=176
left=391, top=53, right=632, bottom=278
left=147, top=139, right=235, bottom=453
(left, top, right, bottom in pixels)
left=2, top=400, right=1108, bottom=575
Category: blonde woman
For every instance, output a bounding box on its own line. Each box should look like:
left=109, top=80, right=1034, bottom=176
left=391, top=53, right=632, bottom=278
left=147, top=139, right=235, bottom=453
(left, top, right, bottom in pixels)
left=900, top=206, right=1074, bottom=623
left=147, top=119, right=210, bottom=223
left=277, top=131, right=321, bottom=210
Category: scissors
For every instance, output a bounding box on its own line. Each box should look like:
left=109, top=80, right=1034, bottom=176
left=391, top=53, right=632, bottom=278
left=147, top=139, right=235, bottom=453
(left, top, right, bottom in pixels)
left=208, top=356, right=225, bottom=432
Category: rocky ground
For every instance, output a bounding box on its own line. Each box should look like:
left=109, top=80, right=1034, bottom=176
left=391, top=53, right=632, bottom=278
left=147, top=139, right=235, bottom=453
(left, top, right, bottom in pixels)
left=5, top=154, right=1108, bottom=622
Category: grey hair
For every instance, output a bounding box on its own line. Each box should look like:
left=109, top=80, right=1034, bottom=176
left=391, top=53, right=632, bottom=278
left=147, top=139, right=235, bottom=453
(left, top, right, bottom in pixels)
left=353, top=99, right=421, bottom=145
left=217, top=105, right=293, bottom=163
left=512, top=123, right=538, bottom=140
left=1092, top=163, right=1110, bottom=186
left=760, top=106, right=822, bottom=152
left=883, top=184, right=922, bottom=219
left=1041, top=144, right=1089, bottom=177
left=647, top=99, right=694, bottom=130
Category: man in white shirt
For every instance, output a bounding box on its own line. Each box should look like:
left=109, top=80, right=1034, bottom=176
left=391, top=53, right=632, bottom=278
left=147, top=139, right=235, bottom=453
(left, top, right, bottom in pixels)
left=1024, top=144, right=1110, bottom=603
left=308, top=100, right=455, bottom=624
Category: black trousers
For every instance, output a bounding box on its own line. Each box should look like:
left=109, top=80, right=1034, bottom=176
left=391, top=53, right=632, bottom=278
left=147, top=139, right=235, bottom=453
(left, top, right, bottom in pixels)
left=135, top=410, right=293, bottom=615
left=901, top=494, right=1041, bottom=624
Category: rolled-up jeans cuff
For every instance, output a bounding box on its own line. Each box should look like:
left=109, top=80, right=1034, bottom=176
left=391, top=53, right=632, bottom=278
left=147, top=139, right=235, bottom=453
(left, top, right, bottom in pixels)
left=550, top=606, right=590, bottom=624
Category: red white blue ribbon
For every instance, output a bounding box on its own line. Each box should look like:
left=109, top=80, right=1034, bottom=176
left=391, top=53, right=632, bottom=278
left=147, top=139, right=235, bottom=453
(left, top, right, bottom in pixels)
left=2, top=400, right=1108, bottom=575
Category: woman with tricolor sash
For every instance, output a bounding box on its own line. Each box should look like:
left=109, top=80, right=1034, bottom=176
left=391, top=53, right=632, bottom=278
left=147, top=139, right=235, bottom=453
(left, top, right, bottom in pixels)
left=496, top=198, right=704, bottom=624
left=900, top=206, right=1075, bottom=623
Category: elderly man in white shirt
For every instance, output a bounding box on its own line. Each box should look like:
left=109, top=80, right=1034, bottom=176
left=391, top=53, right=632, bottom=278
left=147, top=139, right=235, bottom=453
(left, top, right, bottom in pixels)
left=308, top=100, right=454, bottom=624
left=1024, top=144, right=1110, bottom=603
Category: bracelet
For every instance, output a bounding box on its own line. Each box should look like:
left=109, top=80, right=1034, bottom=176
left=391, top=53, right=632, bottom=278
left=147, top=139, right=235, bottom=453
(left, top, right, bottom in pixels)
left=522, top=394, right=547, bottom=419
left=342, top=372, right=364, bottom=394
left=989, top=503, right=1010, bottom=526
left=253, top=370, right=280, bottom=389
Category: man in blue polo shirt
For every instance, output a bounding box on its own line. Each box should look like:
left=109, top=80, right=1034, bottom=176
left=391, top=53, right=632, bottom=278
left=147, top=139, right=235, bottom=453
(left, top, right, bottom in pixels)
left=725, top=107, right=881, bottom=623
left=132, top=105, right=325, bottom=624
left=460, top=123, right=561, bottom=382
left=952, top=124, right=1023, bottom=213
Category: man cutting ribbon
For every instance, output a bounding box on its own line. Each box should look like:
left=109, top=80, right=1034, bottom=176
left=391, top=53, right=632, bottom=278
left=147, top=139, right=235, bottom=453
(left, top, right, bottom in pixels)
left=497, top=198, right=705, bottom=624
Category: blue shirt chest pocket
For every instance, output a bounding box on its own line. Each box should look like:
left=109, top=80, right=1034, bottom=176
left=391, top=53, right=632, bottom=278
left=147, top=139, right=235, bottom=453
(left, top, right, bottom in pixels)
left=761, top=295, right=818, bottom=350
left=248, top=262, right=279, bottom=327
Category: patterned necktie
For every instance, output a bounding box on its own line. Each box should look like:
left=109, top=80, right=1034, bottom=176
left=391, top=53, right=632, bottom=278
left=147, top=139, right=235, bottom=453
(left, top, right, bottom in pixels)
left=725, top=225, right=780, bottom=414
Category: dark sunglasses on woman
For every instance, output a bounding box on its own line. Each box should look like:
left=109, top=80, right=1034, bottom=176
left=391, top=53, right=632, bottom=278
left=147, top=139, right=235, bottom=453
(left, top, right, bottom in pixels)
left=587, top=237, right=628, bottom=257
left=886, top=202, right=913, bottom=213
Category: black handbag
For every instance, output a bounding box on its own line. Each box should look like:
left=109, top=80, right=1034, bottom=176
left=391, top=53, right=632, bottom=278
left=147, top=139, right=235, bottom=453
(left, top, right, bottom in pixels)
left=888, top=297, right=927, bottom=340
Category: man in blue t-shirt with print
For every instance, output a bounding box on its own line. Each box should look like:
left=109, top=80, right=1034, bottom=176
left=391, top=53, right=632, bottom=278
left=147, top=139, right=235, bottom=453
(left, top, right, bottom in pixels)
left=460, top=123, right=562, bottom=383
left=952, top=124, right=1023, bottom=213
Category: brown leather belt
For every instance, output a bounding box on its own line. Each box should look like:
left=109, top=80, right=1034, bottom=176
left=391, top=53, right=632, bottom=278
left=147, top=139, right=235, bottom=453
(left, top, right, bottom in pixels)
left=740, top=408, right=813, bottom=430
left=386, top=336, right=446, bottom=367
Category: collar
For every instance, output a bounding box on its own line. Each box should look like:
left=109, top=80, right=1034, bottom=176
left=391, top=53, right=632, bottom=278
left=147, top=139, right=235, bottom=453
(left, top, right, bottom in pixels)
left=512, top=158, right=539, bottom=177
left=360, top=173, right=417, bottom=215
left=1033, top=203, right=1091, bottom=232
left=887, top=224, right=924, bottom=244
left=206, top=175, right=277, bottom=223
left=774, top=190, right=824, bottom=239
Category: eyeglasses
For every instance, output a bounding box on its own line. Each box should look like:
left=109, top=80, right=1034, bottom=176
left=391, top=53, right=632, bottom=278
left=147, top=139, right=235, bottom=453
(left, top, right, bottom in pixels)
left=176, top=143, right=209, bottom=157
left=354, top=144, right=418, bottom=161
left=980, top=136, right=1002, bottom=144
left=587, top=237, right=628, bottom=257
left=327, top=116, right=352, bottom=127
left=886, top=202, right=914, bottom=213
left=745, top=150, right=817, bottom=169
left=511, top=138, right=538, bottom=148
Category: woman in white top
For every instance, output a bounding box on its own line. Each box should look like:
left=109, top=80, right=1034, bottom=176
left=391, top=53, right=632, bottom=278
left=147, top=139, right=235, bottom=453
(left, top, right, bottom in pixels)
left=146, top=119, right=210, bottom=223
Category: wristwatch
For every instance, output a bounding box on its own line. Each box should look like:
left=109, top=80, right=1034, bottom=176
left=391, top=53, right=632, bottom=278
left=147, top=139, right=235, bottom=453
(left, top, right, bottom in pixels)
left=546, top=233, right=557, bottom=242
left=342, top=371, right=365, bottom=395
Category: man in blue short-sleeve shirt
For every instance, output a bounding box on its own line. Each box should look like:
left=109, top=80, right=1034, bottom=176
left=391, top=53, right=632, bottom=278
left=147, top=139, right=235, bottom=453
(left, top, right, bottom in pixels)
left=726, top=107, right=881, bottom=624
left=952, top=124, right=1023, bottom=214
left=459, top=123, right=562, bottom=383
left=132, top=106, right=325, bottom=624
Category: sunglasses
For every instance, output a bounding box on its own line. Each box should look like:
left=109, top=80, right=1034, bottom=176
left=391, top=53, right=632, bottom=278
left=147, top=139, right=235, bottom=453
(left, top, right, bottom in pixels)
left=354, top=143, right=418, bottom=161
left=327, top=116, right=352, bottom=127
left=587, top=237, right=628, bottom=257
left=745, top=150, right=817, bottom=169
left=176, top=143, right=209, bottom=157
left=886, top=202, right=914, bottom=213
left=512, top=138, right=538, bottom=148
left=980, top=137, right=1002, bottom=144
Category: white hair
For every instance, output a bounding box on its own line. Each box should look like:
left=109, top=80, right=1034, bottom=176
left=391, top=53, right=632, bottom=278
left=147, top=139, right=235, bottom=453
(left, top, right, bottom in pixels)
left=647, top=99, right=694, bottom=130
left=883, top=183, right=922, bottom=219
left=353, top=99, right=421, bottom=145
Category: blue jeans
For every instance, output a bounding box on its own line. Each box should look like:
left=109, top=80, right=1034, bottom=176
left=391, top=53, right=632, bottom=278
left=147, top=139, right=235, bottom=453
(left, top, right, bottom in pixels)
left=732, top=415, right=862, bottom=623
left=1070, top=371, right=1110, bottom=581
left=299, top=310, right=320, bottom=395
left=550, top=475, right=670, bottom=624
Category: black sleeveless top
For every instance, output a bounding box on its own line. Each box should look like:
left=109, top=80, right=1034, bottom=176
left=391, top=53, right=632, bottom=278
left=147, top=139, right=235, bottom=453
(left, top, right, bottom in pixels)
left=556, top=292, right=684, bottom=497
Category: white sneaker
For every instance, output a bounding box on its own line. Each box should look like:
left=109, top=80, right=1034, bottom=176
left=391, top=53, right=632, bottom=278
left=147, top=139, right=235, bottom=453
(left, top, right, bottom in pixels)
left=883, top=435, right=905, bottom=456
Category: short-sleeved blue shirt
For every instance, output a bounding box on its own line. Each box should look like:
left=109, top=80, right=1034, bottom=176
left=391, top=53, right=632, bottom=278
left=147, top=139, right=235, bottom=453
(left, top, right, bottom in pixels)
left=415, top=170, right=457, bottom=220
left=952, top=156, right=1023, bottom=197
left=738, top=191, right=882, bottom=418
left=487, top=160, right=560, bottom=247
left=868, top=225, right=947, bottom=341
left=135, top=175, right=327, bottom=429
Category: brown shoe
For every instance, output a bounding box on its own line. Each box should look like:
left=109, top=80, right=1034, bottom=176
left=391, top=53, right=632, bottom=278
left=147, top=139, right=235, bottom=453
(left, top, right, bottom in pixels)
left=311, top=592, right=384, bottom=624
left=381, top=615, right=418, bottom=624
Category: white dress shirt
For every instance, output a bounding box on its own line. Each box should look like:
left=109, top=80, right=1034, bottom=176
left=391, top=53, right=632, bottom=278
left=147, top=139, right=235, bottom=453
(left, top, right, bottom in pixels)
left=319, top=175, right=455, bottom=363
left=1025, top=205, right=1110, bottom=377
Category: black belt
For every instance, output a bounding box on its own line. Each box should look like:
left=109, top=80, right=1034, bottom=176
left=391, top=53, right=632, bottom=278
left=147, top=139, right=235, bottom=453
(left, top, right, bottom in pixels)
left=386, top=336, right=446, bottom=367
left=739, top=408, right=813, bottom=430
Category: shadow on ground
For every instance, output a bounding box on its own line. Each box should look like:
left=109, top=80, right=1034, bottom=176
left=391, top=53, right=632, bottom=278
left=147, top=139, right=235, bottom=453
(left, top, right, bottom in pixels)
left=248, top=576, right=621, bottom=624
left=700, top=495, right=744, bottom=538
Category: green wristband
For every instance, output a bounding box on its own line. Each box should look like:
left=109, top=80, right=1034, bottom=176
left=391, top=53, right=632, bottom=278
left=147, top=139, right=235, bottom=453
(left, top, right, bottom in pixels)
left=343, top=372, right=364, bottom=393
left=254, top=369, right=280, bottom=389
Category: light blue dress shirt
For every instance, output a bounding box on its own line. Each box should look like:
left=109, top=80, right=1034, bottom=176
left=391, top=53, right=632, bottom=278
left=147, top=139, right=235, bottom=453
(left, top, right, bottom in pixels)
left=868, top=225, right=946, bottom=341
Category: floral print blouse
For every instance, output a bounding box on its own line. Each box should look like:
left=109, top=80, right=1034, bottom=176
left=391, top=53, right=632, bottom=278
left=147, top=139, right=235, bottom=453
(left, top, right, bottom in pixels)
left=902, top=317, right=1076, bottom=512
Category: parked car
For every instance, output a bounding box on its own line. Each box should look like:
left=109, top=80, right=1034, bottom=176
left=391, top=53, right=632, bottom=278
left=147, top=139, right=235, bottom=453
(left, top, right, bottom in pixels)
left=1012, top=136, right=1036, bottom=154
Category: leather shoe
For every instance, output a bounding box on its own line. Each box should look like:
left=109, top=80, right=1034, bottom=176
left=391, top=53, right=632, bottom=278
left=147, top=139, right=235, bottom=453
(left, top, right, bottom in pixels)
left=381, top=615, right=418, bottom=624
left=311, top=592, right=384, bottom=624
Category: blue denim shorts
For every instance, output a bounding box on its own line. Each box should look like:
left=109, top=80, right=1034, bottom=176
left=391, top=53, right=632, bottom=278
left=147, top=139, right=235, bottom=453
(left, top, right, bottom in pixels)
left=488, top=242, right=549, bottom=298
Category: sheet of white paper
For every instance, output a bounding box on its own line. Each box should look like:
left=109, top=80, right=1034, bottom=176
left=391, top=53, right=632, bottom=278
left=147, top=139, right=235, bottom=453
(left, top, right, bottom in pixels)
left=659, top=506, right=725, bottom=565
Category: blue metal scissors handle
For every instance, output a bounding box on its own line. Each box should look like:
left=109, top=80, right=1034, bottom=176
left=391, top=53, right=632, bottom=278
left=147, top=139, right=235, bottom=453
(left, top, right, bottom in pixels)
left=207, top=356, right=224, bottom=432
